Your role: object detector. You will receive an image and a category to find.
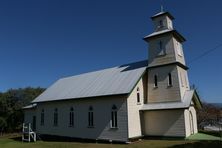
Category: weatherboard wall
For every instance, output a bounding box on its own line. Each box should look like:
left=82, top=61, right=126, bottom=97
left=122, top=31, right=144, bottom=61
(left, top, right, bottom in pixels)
left=24, top=108, right=36, bottom=130
left=147, top=34, right=176, bottom=67
left=127, top=75, right=147, bottom=138
left=147, top=65, right=181, bottom=103
left=143, top=109, right=186, bottom=137
left=35, top=96, right=129, bottom=142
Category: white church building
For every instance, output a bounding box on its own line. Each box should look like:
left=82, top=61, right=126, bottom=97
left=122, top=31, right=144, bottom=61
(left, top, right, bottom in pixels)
left=23, top=11, right=202, bottom=142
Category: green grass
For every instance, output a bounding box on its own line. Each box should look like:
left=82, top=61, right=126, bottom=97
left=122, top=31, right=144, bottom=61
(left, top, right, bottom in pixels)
left=187, top=133, right=221, bottom=141
left=0, top=134, right=221, bottom=148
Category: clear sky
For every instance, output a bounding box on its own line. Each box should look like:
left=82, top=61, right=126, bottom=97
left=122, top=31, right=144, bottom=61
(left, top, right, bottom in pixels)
left=0, top=0, right=221, bottom=103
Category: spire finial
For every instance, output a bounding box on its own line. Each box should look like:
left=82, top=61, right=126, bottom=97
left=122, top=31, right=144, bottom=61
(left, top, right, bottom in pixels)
left=161, top=5, right=164, bottom=12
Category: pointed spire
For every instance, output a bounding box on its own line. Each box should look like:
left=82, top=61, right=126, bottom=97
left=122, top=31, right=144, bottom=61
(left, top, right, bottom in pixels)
left=161, top=5, right=164, bottom=12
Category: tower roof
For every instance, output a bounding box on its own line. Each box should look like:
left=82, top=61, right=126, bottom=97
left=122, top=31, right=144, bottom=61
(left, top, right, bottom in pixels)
left=151, top=11, right=175, bottom=20
left=143, top=29, right=186, bottom=42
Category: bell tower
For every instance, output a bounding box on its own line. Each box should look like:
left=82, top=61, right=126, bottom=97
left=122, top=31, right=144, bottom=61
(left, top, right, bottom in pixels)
left=144, top=11, right=190, bottom=103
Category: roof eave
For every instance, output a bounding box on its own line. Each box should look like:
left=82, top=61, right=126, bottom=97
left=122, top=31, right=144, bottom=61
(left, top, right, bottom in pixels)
left=32, top=93, right=129, bottom=104
left=151, top=12, right=175, bottom=20
left=143, top=30, right=186, bottom=42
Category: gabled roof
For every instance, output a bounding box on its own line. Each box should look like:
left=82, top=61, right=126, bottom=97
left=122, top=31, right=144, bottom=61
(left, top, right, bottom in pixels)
left=32, top=60, right=148, bottom=103
left=140, top=90, right=202, bottom=111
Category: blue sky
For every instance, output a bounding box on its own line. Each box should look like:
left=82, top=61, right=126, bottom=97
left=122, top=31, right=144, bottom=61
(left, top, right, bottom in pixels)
left=0, top=0, right=221, bottom=103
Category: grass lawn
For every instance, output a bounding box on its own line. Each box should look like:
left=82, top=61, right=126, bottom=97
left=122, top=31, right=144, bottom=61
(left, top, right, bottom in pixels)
left=0, top=134, right=221, bottom=148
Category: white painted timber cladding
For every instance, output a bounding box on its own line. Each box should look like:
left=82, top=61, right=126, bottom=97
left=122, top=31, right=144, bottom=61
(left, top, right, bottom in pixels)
left=184, top=106, right=198, bottom=137
left=127, top=76, right=147, bottom=138
left=144, top=109, right=186, bottom=137
left=177, top=66, right=190, bottom=98
left=35, top=96, right=128, bottom=142
left=24, top=108, right=36, bottom=129
left=148, top=65, right=181, bottom=103
left=148, top=34, right=176, bottom=67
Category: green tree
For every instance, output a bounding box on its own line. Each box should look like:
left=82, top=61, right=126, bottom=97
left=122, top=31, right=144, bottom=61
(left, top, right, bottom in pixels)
left=0, top=117, right=7, bottom=135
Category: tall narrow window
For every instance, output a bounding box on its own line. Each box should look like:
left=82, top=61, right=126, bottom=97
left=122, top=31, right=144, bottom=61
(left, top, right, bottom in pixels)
left=168, top=73, right=172, bottom=86
left=159, top=41, right=163, bottom=50
left=54, top=108, right=58, bottom=126
left=177, top=41, right=183, bottom=56
left=185, top=73, right=188, bottom=88
left=154, top=75, right=158, bottom=88
left=111, top=105, right=118, bottom=128
left=40, top=109, right=44, bottom=126
left=88, top=106, right=94, bottom=127
left=158, top=41, right=166, bottom=55
left=137, top=87, right=140, bottom=103
left=180, top=72, right=184, bottom=87
left=159, top=20, right=163, bottom=28
left=69, top=107, right=74, bottom=127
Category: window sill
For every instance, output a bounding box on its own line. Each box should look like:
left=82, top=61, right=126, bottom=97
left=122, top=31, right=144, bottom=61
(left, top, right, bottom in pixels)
left=137, top=102, right=141, bottom=105
left=110, top=127, right=118, bottom=130
left=69, top=125, right=75, bottom=128
left=178, top=54, right=183, bottom=57
left=156, top=53, right=166, bottom=57
left=87, top=126, right=95, bottom=128
left=167, top=85, right=173, bottom=88
left=153, top=86, right=158, bottom=89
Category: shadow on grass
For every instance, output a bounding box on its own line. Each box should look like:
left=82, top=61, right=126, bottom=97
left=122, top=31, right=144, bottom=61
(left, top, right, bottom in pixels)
left=10, top=136, right=22, bottom=142
left=168, top=140, right=222, bottom=148
left=9, top=135, right=126, bottom=144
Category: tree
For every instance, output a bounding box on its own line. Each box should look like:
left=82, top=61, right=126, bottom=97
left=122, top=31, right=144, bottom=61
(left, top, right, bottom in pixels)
left=0, top=117, right=7, bottom=135
left=197, top=102, right=221, bottom=129
left=0, top=87, right=45, bottom=133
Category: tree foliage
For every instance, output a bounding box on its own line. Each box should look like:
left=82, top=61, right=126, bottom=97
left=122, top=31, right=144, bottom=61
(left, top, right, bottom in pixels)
left=0, top=87, right=45, bottom=133
left=197, top=102, right=221, bottom=129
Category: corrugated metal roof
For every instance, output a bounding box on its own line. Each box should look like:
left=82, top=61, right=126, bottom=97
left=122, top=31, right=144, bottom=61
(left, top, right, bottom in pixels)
left=32, top=60, right=147, bottom=103
left=140, top=90, right=195, bottom=111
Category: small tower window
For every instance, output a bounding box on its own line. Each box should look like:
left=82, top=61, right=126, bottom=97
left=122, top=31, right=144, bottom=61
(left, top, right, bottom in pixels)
left=159, top=41, right=163, bottom=50
left=111, top=105, right=118, bottom=128
left=54, top=108, right=58, bottom=126
left=40, top=109, right=44, bottom=126
left=158, top=41, right=165, bottom=55
left=180, top=72, right=184, bottom=87
left=154, top=75, right=158, bottom=88
left=137, top=87, right=140, bottom=104
left=88, top=106, right=94, bottom=127
left=168, top=73, right=172, bottom=86
left=177, top=41, right=183, bottom=56
left=159, top=20, right=163, bottom=28
left=69, top=107, right=74, bottom=127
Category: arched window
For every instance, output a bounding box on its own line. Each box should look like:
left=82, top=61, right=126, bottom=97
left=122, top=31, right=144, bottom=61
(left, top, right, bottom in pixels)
left=168, top=73, right=172, bottom=86
left=111, top=105, right=118, bottom=128
left=69, top=107, right=74, bottom=127
left=137, top=87, right=140, bottom=103
left=88, top=106, right=94, bottom=127
left=154, top=75, right=158, bottom=88
left=54, top=108, right=58, bottom=126
left=40, top=109, right=44, bottom=126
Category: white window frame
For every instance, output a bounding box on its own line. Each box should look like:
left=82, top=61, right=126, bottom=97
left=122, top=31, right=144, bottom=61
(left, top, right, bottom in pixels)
left=177, top=41, right=183, bottom=56
left=168, top=73, right=173, bottom=87
left=69, top=107, right=74, bottom=127
left=110, top=105, right=118, bottom=129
